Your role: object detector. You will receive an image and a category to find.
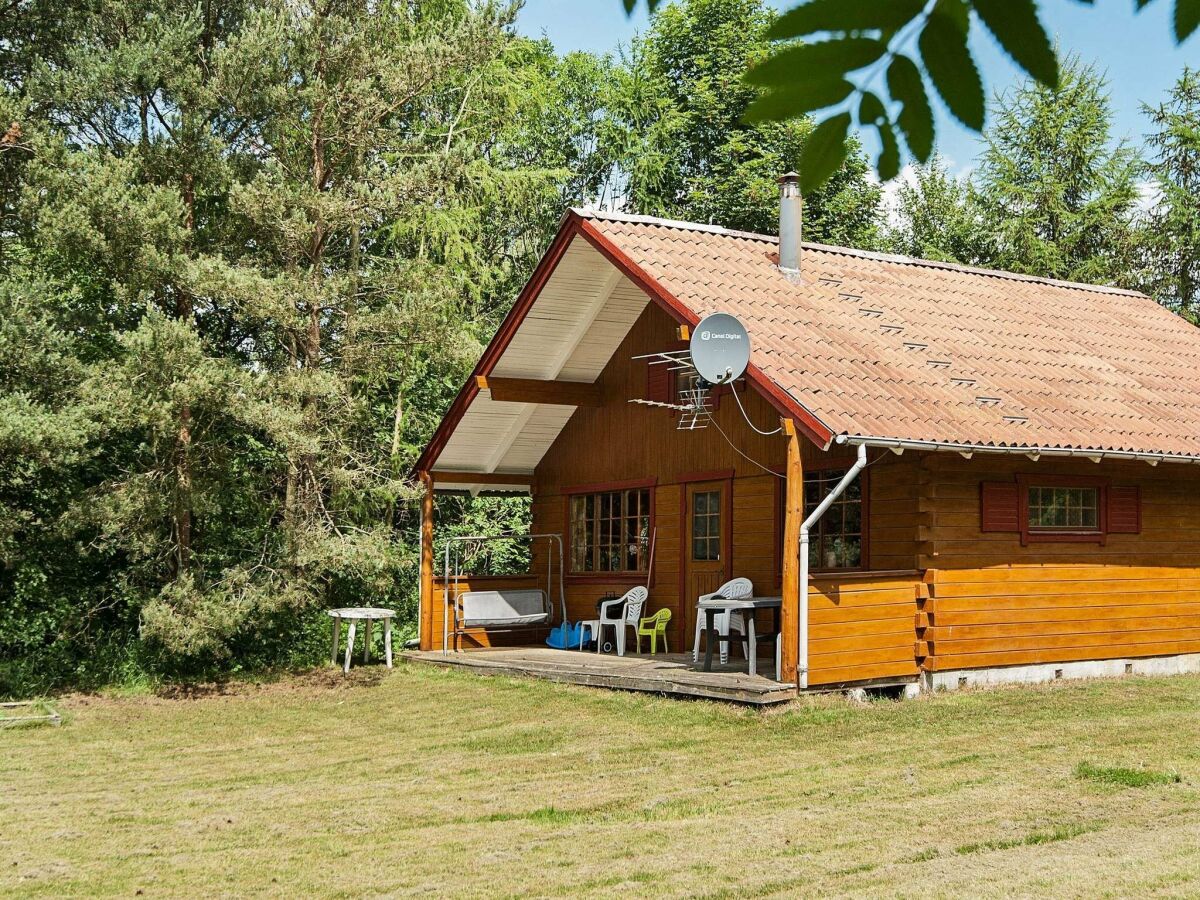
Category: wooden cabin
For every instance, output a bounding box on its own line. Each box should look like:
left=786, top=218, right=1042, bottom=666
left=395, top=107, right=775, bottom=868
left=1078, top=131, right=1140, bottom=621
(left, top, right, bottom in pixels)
left=412, top=186, right=1200, bottom=696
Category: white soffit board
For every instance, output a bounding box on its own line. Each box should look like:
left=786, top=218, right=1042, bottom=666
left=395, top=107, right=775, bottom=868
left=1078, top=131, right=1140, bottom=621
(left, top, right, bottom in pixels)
left=433, top=236, right=651, bottom=475
left=494, top=403, right=577, bottom=471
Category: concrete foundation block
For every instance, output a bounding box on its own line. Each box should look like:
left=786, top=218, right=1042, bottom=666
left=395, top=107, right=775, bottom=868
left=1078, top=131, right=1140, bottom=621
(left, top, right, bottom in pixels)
left=921, top=653, right=1200, bottom=692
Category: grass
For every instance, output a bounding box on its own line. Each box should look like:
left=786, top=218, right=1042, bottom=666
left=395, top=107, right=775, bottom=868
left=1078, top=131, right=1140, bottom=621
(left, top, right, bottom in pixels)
left=1, top=665, right=1199, bottom=897
left=1075, top=761, right=1183, bottom=788
left=954, top=822, right=1099, bottom=856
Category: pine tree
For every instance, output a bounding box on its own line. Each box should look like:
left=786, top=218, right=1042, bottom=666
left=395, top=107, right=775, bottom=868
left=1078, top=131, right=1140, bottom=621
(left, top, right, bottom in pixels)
left=1, top=0, right=571, bottom=666
left=972, top=56, right=1142, bottom=285
left=1142, top=67, right=1200, bottom=320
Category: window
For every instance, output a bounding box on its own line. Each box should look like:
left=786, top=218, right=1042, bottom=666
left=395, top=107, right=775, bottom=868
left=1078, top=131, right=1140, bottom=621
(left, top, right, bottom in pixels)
left=980, top=475, right=1141, bottom=544
left=691, top=490, right=722, bottom=560
left=803, top=469, right=863, bottom=569
left=1027, top=485, right=1099, bottom=531
left=569, top=487, right=651, bottom=574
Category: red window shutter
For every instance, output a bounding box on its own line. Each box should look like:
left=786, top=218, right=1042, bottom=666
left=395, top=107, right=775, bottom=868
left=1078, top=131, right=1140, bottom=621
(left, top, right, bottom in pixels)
left=980, top=481, right=1020, bottom=532
left=646, top=362, right=670, bottom=404
left=1108, top=485, right=1141, bottom=533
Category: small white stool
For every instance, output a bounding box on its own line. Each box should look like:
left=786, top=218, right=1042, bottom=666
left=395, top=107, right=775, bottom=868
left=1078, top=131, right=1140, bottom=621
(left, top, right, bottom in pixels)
left=328, top=608, right=396, bottom=673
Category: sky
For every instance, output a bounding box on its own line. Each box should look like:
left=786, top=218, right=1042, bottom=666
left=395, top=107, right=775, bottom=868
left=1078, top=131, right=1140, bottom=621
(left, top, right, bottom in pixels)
left=516, top=0, right=1197, bottom=176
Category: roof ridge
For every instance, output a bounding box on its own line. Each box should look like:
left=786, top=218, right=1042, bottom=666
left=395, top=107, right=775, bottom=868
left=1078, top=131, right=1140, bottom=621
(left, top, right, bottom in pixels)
left=572, top=207, right=772, bottom=243
left=571, top=207, right=1150, bottom=300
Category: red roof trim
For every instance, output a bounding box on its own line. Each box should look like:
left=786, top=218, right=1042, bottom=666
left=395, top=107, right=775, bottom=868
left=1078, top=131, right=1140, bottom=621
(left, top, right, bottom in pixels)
left=413, top=211, right=833, bottom=475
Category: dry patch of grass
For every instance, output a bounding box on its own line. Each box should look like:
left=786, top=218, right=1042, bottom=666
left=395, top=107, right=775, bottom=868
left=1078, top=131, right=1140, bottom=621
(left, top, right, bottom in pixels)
left=2, top=666, right=1199, bottom=897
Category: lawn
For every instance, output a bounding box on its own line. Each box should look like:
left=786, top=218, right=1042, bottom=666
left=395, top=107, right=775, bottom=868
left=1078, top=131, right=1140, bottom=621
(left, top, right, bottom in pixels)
left=3, top=665, right=1200, bottom=898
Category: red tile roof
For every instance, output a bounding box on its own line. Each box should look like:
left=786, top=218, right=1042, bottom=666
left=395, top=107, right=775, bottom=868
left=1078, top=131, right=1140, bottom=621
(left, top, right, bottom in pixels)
left=581, top=209, right=1200, bottom=459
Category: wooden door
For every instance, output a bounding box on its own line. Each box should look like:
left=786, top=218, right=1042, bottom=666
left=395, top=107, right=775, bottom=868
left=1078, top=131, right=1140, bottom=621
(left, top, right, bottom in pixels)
left=683, top=481, right=729, bottom=644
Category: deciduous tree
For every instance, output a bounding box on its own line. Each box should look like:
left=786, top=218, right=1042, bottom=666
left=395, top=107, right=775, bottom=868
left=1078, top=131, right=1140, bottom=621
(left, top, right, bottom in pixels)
left=610, top=0, right=882, bottom=246
left=884, top=156, right=980, bottom=264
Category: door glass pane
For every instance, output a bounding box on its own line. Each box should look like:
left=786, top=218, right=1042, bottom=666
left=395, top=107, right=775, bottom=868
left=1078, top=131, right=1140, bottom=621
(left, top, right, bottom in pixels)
left=692, top=490, right=721, bottom=561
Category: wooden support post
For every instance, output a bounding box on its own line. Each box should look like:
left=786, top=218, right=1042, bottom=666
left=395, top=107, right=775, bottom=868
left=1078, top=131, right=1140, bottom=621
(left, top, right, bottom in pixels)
left=780, top=418, right=803, bottom=685
left=419, top=471, right=435, bottom=651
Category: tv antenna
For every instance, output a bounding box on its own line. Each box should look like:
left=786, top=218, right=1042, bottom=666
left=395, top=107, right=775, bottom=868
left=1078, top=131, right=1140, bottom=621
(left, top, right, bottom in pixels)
left=630, top=313, right=753, bottom=430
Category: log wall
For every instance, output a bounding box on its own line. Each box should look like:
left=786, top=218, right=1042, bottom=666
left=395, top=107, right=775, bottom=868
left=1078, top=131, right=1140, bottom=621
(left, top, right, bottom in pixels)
left=809, top=572, right=924, bottom=685
left=918, top=452, right=1200, bottom=673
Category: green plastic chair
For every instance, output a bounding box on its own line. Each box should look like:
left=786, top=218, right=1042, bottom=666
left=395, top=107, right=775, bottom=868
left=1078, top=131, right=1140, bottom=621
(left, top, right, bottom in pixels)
left=636, top=608, right=672, bottom=655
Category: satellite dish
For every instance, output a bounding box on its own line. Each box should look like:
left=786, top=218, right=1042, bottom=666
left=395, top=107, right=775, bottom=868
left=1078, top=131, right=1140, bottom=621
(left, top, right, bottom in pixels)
left=689, top=313, right=750, bottom=385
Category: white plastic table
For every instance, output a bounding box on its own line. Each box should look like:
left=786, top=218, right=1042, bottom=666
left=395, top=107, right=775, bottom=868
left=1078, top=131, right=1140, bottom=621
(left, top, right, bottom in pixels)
left=328, top=608, right=396, bottom=673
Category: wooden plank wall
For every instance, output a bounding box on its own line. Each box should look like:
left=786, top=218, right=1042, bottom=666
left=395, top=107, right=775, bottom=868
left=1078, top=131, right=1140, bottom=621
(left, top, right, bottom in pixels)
left=526, top=484, right=684, bottom=645
left=732, top=475, right=778, bottom=597
left=809, top=573, right=924, bottom=685
left=532, top=305, right=800, bottom=485
left=530, top=303, right=829, bottom=650
left=919, top=453, right=1200, bottom=672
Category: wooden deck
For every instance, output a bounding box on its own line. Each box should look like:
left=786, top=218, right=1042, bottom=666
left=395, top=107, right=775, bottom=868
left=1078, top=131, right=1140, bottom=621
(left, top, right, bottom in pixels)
left=401, top=648, right=798, bottom=705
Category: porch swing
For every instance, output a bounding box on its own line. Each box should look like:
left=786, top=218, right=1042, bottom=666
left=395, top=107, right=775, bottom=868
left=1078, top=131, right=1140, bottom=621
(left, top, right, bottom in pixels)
left=442, top=533, right=567, bottom=653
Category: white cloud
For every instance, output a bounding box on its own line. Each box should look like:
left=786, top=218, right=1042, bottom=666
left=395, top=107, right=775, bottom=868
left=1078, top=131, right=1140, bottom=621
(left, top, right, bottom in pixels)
left=1135, top=179, right=1162, bottom=216
left=879, top=163, right=921, bottom=228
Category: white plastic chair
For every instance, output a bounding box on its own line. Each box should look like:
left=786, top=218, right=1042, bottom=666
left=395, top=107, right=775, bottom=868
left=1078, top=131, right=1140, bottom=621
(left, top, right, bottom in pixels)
left=692, top=577, right=754, bottom=664
left=596, top=586, right=648, bottom=656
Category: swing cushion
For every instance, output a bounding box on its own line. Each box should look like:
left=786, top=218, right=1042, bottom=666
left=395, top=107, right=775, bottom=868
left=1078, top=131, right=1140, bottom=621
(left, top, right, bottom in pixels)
left=460, top=589, right=549, bottom=627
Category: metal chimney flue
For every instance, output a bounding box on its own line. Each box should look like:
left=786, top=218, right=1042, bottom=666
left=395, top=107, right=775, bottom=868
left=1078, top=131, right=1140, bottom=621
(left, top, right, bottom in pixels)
left=778, top=172, right=802, bottom=276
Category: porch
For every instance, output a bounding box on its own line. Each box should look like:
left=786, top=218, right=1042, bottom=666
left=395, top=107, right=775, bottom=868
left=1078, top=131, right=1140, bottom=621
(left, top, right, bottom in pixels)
left=401, top=646, right=798, bottom=705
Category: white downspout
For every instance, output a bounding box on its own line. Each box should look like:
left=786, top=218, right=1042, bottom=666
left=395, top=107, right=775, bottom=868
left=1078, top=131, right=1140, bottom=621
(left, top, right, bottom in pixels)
left=798, top=444, right=867, bottom=689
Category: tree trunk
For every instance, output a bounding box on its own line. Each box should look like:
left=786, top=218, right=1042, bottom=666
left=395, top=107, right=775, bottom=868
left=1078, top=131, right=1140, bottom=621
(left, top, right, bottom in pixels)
left=384, top=381, right=404, bottom=528
left=174, top=168, right=196, bottom=574
left=294, top=7, right=330, bottom=530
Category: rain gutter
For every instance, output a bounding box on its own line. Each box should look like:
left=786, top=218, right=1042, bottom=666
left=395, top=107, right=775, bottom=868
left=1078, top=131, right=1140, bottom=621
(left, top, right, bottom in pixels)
left=834, top=434, right=1195, bottom=467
